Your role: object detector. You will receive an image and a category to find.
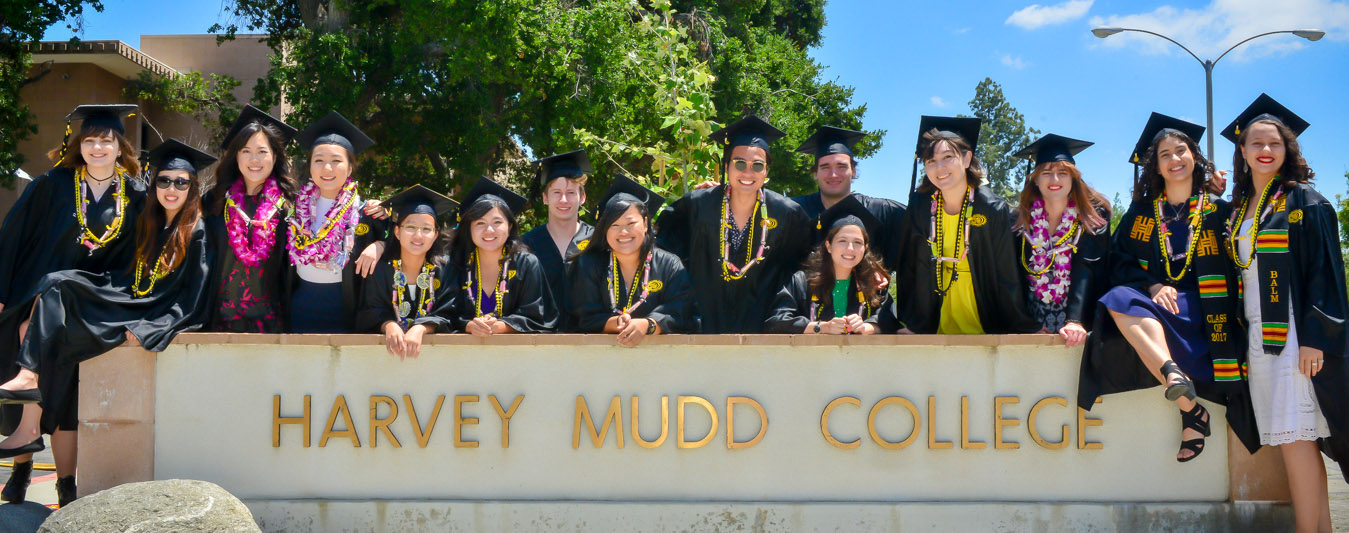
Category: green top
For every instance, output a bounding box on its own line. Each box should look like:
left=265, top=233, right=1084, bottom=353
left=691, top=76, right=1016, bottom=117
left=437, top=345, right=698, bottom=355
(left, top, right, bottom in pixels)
left=832, top=278, right=851, bottom=318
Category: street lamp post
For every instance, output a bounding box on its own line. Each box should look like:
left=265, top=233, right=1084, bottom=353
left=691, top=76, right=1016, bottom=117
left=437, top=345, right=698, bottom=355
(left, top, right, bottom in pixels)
left=1091, top=27, right=1324, bottom=160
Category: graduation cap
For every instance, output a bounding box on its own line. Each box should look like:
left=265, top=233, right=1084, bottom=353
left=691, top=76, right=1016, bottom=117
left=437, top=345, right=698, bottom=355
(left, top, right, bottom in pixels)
left=146, top=139, right=218, bottom=175
left=796, top=126, right=866, bottom=160
left=382, top=184, right=459, bottom=222
left=818, top=194, right=881, bottom=240
left=1221, top=93, right=1309, bottom=144
left=911, top=116, right=982, bottom=193
left=295, top=111, right=375, bottom=155
left=534, top=149, right=593, bottom=185
left=222, top=104, right=298, bottom=149
left=597, top=175, right=665, bottom=220
left=65, top=104, right=138, bottom=135
left=1013, top=134, right=1093, bottom=170
left=460, top=177, right=528, bottom=215
left=1130, top=112, right=1204, bottom=166
left=709, top=115, right=786, bottom=152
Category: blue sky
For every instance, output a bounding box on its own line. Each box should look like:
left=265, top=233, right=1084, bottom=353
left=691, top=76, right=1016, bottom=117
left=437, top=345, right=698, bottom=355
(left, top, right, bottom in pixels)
left=49, top=0, right=1349, bottom=203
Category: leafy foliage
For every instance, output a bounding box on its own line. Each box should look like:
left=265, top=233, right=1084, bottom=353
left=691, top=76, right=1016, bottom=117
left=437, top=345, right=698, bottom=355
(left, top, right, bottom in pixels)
left=124, top=70, right=242, bottom=146
left=965, top=78, right=1039, bottom=202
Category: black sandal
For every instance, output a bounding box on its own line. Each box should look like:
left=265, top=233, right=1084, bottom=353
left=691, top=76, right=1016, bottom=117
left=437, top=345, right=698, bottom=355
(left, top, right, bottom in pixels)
left=1161, top=361, right=1196, bottom=401
left=1177, top=401, right=1211, bottom=463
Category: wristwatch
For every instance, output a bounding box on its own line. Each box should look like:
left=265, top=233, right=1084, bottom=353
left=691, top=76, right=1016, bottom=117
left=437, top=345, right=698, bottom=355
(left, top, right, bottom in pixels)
left=813, top=322, right=822, bottom=333
left=646, top=319, right=657, bottom=335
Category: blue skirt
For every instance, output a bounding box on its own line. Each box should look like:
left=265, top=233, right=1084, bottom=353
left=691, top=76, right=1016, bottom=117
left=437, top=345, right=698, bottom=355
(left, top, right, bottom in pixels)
left=290, top=280, right=345, bottom=334
left=1099, top=285, right=1212, bottom=382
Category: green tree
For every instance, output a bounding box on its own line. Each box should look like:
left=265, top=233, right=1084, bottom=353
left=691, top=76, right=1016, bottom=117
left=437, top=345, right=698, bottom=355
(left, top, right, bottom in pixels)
left=209, top=0, right=878, bottom=209
left=1109, top=192, right=1126, bottom=233
left=1338, top=172, right=1349, bottom=284
left=965, top=78, right=1038, bottom=201
left=0, top=0, right=104, bottom=186
left=124, top=70, right=242, bottom=147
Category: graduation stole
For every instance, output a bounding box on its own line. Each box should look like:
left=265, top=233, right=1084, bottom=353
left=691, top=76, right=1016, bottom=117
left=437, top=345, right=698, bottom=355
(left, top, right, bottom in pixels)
left=1124, top=196, right=1242, bottom=381
left=1228, top=178, right=1291, bottom=355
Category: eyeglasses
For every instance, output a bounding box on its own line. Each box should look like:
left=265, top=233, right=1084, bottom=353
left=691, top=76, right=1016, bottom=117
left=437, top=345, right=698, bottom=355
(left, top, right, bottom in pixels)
left=399, top=225, right=438, bottom=237
left=732, top=159, right=767, bottom=173
left=155, top=177, right=192, bottom=191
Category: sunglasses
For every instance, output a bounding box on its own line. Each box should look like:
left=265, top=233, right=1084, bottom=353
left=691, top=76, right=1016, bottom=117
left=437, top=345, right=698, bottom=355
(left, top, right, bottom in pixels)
left=155, top=176, right=192, bottom=191
left=731, top=159, right=767, bottom=173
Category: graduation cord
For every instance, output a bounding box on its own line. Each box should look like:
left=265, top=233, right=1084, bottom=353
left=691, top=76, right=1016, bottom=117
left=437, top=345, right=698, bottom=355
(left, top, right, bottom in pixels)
left=392, top=259, right=438, bottom=328
left=808, top=287, right=871, bottom=323
left=1020, top=204, right=1081, bottom=277
left=608, top=251, right=652, bottom=314
left=74, top=166, right=130, bottom=252
left=720, top=187, right=771, bottom=281
left=131, top=242, right=176, bottom=298
left=928, top=187, right=972, bottom=296
left=1226, top=177, right=1281, bottom=270
left=464, top=249, right=509, bottom=318
left=1154, top=192, right=1207, bottom=283
left=288, top=180, right=358, bottom=251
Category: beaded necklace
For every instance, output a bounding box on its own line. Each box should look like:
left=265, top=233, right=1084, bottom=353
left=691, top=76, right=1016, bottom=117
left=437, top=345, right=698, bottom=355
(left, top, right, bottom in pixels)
left=1153, top=191, right=1207, bottom=282
left=131, top=241, right=175, bottom=298
left=928, top=187, right=973, bottom=296
left=720, top=187, right=770, bottom=281
left=464, top=249, right=510, bottom=318
left=74, top=166, right=130, bottom=252
left=392, top=259, right=438, bottom=328
left=608, top=251, right=653, bottom=314
left=1227, top=177, right=1281, bottom=270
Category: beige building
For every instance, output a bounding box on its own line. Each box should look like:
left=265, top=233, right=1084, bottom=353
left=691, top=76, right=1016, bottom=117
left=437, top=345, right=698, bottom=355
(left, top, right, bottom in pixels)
left=16, top=35, right=273, bottom=184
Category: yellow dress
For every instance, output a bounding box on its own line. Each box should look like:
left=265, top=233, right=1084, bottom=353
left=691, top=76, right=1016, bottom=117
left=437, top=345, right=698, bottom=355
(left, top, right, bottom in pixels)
left=936, top=207, right=983, bottom=334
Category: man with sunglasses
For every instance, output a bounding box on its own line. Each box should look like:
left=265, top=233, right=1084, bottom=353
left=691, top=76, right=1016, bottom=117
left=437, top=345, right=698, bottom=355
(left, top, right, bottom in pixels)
left=791, top=126, right=906, bottom=273
left=656, top=115, right=811, bottom=333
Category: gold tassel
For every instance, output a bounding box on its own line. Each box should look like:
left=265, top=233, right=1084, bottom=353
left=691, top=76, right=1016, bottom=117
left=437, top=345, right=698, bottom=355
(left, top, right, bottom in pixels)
left=55, top=121, right=73, bottom=167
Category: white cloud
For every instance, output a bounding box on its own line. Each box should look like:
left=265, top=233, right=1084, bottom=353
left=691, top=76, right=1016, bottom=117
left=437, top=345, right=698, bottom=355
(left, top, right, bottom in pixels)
left=1000, top=54, right=1030, bottom=69
left=1007, top=0, right=1094, bottom=30
left=1090, top=0, right=1348, bottom=61
left=954, top=27, right=972, bottom=35
left=930, top=96, right=948, bottom=107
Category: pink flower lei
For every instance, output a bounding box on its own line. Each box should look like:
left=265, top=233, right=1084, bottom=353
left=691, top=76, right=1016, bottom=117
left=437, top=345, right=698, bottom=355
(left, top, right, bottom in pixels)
left=1025, top=199, right=1081, bottom=306
left=287, top=180, right=361, bottom=267
left=225, top=177, right=286, bottom=267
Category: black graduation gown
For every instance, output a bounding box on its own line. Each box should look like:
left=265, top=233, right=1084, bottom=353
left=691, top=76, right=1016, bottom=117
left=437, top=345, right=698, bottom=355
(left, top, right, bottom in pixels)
left=0, top=220, right=212, bottom=433
left=567, top=247, right=697, bottom=334
left=793, top=192, right=908, bottom=271
left=1076, top=196, right=1260, bottom=453
left=281, top=203, right=390, bottom=332
left=1274, top=185, right=1349, bottom=470
left=657, top=185, right=812, bottom=333
left=0, top=167, right=146, bottom=306
left=444, top=251, right=557, bottom=333
left=202, top=191, right=291, bottom=333
left=353, top=258, right=458, bottom=333
left=1016, top=206, right=1112, bottom=330
left=765, top=270, right=894, bottom=333
left=521, top=222, right=593, bottom=332
left=896, top=186, right=1040, bottom=334
left=0, top=167, right=145, bottom=435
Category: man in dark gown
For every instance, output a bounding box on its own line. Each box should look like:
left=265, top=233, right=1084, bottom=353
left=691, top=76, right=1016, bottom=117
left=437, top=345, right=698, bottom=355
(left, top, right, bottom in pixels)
left=791, top=126, right=906, bottom=271
left=520, top=150, right=594, bottom=332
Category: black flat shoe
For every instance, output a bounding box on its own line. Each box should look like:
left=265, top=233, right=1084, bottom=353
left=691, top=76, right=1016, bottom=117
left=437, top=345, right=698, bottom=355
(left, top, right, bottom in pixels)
left=0, top=388, right=40, bottom=405
left=56, top=475, right=76, bottom=508
left=0, top=437, right=44, bottom=460
left=1, top=460, right=34, bottom=503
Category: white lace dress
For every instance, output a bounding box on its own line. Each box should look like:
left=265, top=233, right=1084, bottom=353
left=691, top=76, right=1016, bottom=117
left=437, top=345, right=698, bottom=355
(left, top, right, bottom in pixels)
left=1238, top=218, right=1330, bottom=445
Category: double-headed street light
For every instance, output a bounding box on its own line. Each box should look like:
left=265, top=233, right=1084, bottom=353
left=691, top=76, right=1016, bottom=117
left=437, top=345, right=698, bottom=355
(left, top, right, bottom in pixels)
left=1092, top=27, right=1324, bottom=160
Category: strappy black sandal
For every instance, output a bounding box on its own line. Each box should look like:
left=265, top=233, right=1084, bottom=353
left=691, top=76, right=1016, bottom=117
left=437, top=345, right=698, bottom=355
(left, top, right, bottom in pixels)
left=1161, top=360, right=1196, bottom=401
left=1177, top=401, right=1211, bottom=463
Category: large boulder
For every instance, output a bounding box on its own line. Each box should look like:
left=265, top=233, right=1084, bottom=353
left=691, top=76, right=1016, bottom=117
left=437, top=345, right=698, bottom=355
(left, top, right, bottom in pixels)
left=39, top=479, right=260, bottom=533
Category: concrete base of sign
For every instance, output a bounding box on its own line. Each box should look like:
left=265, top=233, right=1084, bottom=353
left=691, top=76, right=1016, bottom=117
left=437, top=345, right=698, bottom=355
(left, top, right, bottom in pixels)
left=242, top=500, right=1292, bottom=532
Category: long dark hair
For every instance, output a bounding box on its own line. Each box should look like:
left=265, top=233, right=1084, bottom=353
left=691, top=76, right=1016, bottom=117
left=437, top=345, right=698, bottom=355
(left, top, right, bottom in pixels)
left=581, top=196, right=656, bottom=261
left=803, top=223, right=887, bottom=309
left=132, top=168, right=203, bottom=276
left=915, top=131, right=985, bottom=194
left=451, top=196, right=527, bottom=266
left=382, top=212, right=453, bottom=269
left=212, top=121, right=298, bottom=215
left=1132, top=131, right=1215, bottom=203
left=1015, top=161, right=1111, bottom=231
left=1230, top=118, right=1315, bottom=201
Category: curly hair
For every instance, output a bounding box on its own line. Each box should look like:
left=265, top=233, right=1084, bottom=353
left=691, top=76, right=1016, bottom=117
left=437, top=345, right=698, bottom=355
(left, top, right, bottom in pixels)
left=1131, top=130, right=1216, bottom=203
left=802, top=223, right=887, bottom=311
left=1230, top=118, right=1315, bottom=201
